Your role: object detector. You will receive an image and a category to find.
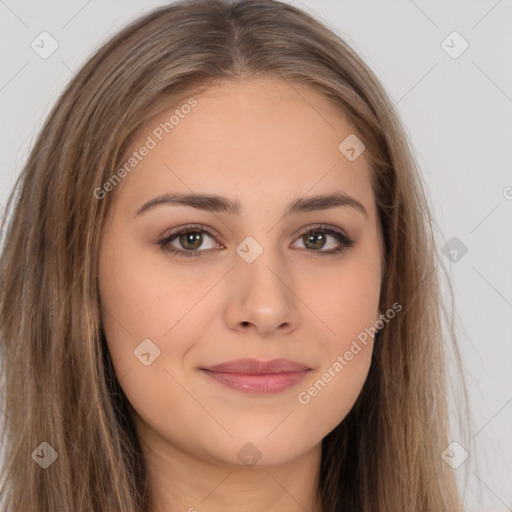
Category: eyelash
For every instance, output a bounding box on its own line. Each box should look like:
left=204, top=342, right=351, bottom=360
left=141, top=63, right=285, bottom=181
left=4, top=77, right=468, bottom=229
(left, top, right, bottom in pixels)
left=157, top=223, right=355, bottom=258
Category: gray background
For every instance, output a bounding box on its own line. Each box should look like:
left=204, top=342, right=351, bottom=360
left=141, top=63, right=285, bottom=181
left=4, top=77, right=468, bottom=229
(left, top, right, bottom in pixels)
left=1, top=1, right=511, bottom=510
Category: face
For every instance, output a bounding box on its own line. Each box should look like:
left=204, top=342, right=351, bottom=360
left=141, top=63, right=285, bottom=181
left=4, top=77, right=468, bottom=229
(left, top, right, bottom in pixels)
left=98, top=78, right=383, bottom=470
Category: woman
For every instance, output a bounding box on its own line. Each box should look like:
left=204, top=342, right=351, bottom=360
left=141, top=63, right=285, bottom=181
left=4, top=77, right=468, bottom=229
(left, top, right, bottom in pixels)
left=0, top=1, right=468, bottom=510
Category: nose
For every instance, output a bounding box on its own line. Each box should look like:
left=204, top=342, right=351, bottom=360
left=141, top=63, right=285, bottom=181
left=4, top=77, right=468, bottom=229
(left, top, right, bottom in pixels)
left=223, top=255, right=300, bottom=337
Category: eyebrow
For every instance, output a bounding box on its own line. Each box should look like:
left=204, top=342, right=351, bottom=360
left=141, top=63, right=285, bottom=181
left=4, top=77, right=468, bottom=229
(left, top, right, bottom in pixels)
left=135, top=191, right=369, bottom=218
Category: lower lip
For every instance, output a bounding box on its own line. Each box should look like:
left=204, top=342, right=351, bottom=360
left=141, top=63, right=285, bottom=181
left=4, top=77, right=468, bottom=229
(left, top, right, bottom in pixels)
left=200, top=369, right=311, bottom=394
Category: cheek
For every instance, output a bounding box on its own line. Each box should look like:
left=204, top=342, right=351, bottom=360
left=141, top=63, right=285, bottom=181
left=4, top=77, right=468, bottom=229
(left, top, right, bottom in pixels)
left=98, top=232, right=195, bottom=339
left=294, top=247, right=380, bottom=430
left=313, top=241, right=381, bottom=347
left=97, top=236, right=179, bottom=377
left=296, top=345, right=372, bottom=439
left=294, top=278, right=378, bottom=436
left=97, top=240, right=201, bottom=438
left=98, top=233, right=221, bottom=410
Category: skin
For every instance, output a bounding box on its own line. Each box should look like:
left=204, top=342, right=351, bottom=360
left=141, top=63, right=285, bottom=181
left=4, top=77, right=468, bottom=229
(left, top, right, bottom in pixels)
left=98, top=78, right=384, bottom=512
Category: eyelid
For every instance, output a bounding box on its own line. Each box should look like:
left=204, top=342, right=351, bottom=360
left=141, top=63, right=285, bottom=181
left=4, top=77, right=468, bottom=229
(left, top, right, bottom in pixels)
left=160, top=223, right=224, bottom=244
left=293, top=223, right=349, bottom=240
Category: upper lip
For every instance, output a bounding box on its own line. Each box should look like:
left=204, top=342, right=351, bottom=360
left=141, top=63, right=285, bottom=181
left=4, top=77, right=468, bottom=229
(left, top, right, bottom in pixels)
left=200, top=358, right=312, bottom=374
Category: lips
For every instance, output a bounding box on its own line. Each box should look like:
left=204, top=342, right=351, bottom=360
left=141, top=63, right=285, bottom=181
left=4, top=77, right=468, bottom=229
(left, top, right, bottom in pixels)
left=200, top=358, right=311, bottom=374
left=199, top=358, right=312, bottom=394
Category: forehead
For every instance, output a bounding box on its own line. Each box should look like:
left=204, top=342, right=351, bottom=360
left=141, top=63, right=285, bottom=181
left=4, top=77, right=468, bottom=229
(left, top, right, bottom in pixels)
left=112, top=78, right=375, bottom=219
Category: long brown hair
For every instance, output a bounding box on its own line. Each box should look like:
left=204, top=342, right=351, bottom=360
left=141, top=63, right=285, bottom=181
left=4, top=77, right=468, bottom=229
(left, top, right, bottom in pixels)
left=0, top=0, right=468, bottom=510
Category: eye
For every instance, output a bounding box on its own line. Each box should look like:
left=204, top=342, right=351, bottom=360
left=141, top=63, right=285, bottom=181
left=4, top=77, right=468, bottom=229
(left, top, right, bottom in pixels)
left=157, top=223, right=355, bottom=258
left=291, top=224, right=355, bottom=256
left=157, top=224, right=220, bottom=258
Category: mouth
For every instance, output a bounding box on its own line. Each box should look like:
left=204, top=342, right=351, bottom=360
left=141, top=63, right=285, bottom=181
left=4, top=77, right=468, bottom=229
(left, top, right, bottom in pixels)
left=198, top=358, right=312, bottom=394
